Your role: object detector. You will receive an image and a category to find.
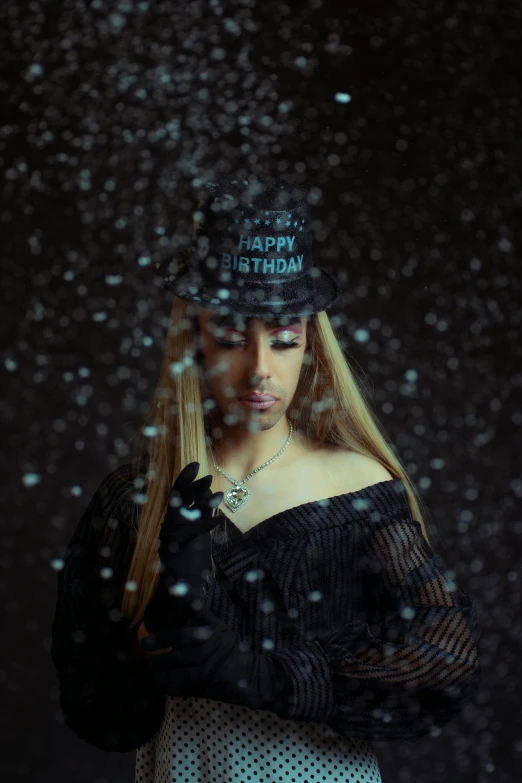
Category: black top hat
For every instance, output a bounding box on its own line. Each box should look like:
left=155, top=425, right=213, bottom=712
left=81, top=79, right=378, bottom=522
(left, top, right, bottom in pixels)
left=155, top=175, right=343, bottom=317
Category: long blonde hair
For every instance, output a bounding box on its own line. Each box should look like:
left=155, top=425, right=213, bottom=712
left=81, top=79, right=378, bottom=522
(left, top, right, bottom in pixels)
left=119, top=296, right=432, bottom=630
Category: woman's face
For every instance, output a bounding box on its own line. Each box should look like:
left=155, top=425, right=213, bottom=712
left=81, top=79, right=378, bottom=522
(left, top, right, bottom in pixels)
left=195, top=308, right=310, bottom=430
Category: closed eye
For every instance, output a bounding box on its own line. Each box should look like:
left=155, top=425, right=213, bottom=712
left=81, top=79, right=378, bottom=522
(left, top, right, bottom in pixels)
left=215, top=340, right=301, bottom=350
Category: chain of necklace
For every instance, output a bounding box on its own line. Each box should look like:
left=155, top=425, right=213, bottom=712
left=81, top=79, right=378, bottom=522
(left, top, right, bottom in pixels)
left=213, top=421, right=294, bottom=513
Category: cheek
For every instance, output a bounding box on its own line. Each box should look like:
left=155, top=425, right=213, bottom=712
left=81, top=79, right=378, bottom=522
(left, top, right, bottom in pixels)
left=199, top=335, right=227, bottom=370
left=201, top=350, right=239, bottom=386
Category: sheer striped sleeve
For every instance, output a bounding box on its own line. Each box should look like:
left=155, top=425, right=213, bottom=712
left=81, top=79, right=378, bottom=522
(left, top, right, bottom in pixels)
left=326, top=513, right=480, bottom=742
left=50, top=463, right=166, bottom=752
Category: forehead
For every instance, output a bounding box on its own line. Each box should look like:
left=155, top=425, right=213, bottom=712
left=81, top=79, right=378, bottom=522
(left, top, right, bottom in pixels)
left=199, top=309, right=306, bottom=329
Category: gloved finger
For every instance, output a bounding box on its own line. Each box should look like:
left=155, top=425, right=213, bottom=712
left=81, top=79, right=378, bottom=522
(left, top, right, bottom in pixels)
left=165, top=490, right=206, bottom=520
left=172, top=461, right=200, bottom=492
left=168, top=490, right=222, bottom=527
left=140, top=629, right=181, bottom=651
left=160, top=500, right=225, bottom=548
left=141, top=602, right=221, bottom=648
left=141, top=646, right=195, bottom=675
left=192, top=491, right=224, bottom=511
left=150, top=666, right=201, bottom=691
left=186, top=474, right=214, bottom=497
left=177, top=506, right=225, bottom=538
left=170, top=475, right=214, bottom=508
left=196, top=488, right=213, bottom=502
left=140, top=625, right=216, bottom=668
left=209, top=491, right=224, bottom=508
left=150, top=670, right=182, bottom=691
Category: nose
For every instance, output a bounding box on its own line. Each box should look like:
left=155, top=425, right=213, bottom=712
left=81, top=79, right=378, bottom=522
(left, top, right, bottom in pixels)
left=244, top=335, right=273, bottom=383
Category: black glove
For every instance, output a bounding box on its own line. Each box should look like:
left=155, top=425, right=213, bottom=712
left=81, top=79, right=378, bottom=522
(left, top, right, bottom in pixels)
left=142, top=461, right=224, bottom=635
left=141, top=597, right=293, bottom=712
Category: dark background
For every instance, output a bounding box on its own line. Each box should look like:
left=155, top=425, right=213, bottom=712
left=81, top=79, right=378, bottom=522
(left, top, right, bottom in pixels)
left=1, top=0, right=521, bottom=781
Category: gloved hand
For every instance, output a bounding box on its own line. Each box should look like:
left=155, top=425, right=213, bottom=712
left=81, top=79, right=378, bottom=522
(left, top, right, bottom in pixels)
left=140, top=595, right=294, bottom=712
left=142, top=461, right=224, bottom=636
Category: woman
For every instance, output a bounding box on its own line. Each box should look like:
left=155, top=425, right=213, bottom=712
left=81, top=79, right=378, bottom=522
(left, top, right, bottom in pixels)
left=51, top=177, right=480, bottom=782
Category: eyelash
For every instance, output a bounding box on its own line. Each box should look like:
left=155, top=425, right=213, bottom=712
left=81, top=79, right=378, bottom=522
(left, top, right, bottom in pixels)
left=216, top=340, right=301, bottom=350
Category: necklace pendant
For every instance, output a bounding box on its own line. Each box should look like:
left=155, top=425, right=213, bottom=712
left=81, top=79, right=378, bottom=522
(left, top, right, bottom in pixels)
left=224, top=484, right=251, bottom=513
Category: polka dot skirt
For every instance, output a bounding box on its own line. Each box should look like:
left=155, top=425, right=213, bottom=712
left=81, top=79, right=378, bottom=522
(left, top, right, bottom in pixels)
left=134, top=696, right=382, bottom=783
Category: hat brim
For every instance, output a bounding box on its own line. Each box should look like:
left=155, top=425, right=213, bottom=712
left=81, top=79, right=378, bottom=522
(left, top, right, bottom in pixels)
left=160, top=264, right=342, bottom=317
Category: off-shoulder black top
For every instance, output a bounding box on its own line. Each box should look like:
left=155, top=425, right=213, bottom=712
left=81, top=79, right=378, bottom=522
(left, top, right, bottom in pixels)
left=51, top=453, right=480, bottom=752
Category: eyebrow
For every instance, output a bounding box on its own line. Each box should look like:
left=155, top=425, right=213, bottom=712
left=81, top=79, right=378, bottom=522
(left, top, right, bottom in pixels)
left=210, top=315, right=302, bottom=329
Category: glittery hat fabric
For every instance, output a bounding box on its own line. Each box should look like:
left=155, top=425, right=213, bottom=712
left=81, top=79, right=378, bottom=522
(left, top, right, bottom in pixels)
left=156, top=176, right=342, bottom=317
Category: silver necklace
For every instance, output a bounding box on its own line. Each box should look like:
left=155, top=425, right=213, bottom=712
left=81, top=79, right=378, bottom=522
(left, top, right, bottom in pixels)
left=213, top=421, right=294, bottom=513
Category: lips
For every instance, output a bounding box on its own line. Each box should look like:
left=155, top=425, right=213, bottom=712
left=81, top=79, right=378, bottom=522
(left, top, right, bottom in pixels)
left=239, top=393, right=278, bottom=402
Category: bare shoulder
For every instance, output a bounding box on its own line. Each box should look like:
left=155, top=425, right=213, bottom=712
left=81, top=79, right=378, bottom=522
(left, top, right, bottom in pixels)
left=321, top=446, right=395, bottom=494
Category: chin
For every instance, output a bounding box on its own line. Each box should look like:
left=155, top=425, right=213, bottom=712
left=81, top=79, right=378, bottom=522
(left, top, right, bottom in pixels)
left=229, top=408, right=282, bottom=428
left=245, top=418, right=277, bottom=433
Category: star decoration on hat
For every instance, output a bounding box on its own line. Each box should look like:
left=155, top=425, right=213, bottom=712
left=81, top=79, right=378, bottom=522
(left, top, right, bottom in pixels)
left=228, top=212, right=305, bottom=231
